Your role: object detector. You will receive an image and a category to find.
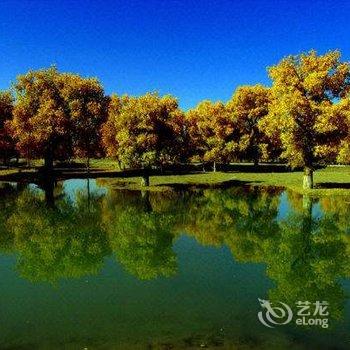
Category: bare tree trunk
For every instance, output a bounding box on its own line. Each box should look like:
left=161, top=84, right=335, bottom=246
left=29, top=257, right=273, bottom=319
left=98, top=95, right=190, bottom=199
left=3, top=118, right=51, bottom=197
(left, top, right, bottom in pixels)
left=86, top=156, right=90, bottom=174
left=141, top=190, right=152, bottom=212
left=303, top=166, right=314, bottom=189
left=44, top=148, right=54, bottom=173
left=213, top=161, right=216, bottom=172
left=140, top=168, right=150, bottom=187
left=43, top=177, right=55, bottom=208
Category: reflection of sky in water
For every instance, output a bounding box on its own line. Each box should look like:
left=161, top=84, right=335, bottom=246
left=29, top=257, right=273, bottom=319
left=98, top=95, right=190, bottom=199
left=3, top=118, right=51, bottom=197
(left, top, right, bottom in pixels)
left=278, top=191, right=289, bottom=220
left=63, top=179, right=107, bottom=201
left=26, top=179, right=107, bottom=203
left=312, top=201, right=323, bottom=220
left=28, top=183, right=41, bottom=193
left=278, top=191, right=323, bottom=220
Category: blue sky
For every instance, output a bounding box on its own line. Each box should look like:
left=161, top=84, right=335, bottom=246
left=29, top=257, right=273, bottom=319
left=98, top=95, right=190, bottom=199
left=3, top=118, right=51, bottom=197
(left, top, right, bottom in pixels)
left=0, top=0, right=349, bottom=109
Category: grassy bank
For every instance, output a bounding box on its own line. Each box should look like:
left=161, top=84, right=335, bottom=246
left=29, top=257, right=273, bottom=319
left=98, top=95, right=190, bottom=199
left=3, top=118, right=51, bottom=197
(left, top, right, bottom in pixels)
left=1, top=160, right=350, bottom=196
left=96, top=165, right=350, bottom=196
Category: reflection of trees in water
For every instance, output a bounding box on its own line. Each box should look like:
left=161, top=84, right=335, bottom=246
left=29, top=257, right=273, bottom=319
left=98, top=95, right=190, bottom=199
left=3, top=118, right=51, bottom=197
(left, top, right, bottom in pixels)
left=319, top=196, right=350, bottom=236
left=0, top=182, right=181, bottom=282
left=3, top=182, right=110, bottom=283
left=265, top=209, right=350, bottom=321
left=180, top=187, right=350, bottom=323
left=0, top=183, right=23, bottom=253
left=181, top=187, right=282, bottom=260
left=102, top=190, right=178, bottom=280
left=0, top=180, right=350, bottom=321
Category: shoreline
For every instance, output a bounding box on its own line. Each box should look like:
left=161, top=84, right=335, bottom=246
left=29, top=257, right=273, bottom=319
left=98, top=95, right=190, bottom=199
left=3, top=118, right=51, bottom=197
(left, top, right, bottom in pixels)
left=1, top=163, right=350, bottom=197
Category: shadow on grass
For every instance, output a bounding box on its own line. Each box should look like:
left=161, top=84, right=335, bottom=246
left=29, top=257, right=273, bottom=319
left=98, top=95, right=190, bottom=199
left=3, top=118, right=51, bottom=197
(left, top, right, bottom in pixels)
left=155, top=179, right=260, bottom=190
left=220, top=163, right=292, bottom=173
left=316, top=182, right=350, bottom=189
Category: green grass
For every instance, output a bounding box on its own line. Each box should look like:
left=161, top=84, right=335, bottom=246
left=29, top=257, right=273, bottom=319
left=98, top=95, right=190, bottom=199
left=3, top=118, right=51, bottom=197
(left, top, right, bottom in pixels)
left=1, top=160, right=350, bottom=197
left=89, top=158, right=120, bottom=170
left=102, top=165, right=350, bottom=196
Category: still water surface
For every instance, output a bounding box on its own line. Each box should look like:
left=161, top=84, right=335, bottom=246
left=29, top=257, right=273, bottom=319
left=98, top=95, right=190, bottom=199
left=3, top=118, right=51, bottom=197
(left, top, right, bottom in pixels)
left=0, top=179, right=349, bottom=349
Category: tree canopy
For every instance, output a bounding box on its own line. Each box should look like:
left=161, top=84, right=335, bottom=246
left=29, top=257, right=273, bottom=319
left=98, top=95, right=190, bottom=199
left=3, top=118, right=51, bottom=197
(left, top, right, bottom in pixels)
left=262, top=50, right=350, bottom=188
left=7, top=67, right=107, bottom=170
left=186, top=100, right=235, bottom=169
left=227, top=84, right=280, bottom=164
left=102, top=92, right=187, bottom=169
left=0, top=90, right=15, bottom=164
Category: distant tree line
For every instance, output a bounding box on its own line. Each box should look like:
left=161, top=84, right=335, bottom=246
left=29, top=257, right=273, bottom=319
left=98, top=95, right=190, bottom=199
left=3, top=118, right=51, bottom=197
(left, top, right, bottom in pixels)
left=1, top=50, right=350, bottom=188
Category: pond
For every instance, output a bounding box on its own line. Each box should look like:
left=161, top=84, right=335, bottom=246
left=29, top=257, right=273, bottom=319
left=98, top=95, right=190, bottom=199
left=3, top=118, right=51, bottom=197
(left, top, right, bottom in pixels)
left=0, top=179, right=349, bottom=349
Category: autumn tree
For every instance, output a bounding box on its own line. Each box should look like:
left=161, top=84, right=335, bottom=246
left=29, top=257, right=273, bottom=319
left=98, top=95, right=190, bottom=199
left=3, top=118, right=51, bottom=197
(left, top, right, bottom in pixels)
left=101, top=95, right=122, bottom=166
left=8, top=67, right=107, bottom=171
left=0, top=91, right=15, bottom=165
left=8, top=67, right=71, bottom=170
left=227, top=84, right=280, bottom=165
left=335, top=98, right=350, bottom=164
left=263, top=50, right=350, bottom=189
left=101, top=93, right=187, bottom=185
left=61, top=74, right=108, bottom=169
left=186, top=100, right=234, bottom=171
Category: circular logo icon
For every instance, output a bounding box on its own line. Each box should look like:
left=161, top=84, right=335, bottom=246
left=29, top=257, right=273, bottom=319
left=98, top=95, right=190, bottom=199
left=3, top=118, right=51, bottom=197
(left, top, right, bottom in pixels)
left=258, top=298, right=293, bottom=328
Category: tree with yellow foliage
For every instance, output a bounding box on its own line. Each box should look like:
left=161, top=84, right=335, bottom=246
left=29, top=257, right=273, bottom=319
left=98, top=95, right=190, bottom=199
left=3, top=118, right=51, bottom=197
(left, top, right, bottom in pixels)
left=262, top=50, right=350, bottom=189
left=8, top=67, right=107, bottom=171
left=186, top=100, right=235, bottom=171
left=8, top=67, right=71, bottom=170
left=101, top=93, right=187, bottom=185
left=0, top=91, right=15, bottom=165
left=335, top=98, right=350, bottom=164
left=60, top=73, right=108, bottom=169
left=227, top=84, right=280, bottom=165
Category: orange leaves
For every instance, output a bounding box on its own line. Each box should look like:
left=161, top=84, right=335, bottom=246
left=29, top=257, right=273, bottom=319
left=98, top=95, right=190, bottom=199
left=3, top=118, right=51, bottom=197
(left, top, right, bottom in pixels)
left=7, top=67, right=107, bottom=162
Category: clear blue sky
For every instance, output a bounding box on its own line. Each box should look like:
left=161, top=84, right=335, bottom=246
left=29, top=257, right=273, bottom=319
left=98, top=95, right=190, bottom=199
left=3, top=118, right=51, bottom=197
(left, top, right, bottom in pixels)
left=0, top=0, right=349, bottom=109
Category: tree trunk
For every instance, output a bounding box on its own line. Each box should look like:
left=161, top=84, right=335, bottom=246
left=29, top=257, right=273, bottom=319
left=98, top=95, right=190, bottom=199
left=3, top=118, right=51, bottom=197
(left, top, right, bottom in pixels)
left=254, top=157, right=259, bottom=167
left=44, top=147, right=54, bottom=173
left=303, top=166, right=314, bottom=189
left=213, top=161, right=216, bottom=172
left=43, top=177, right=55, bottom=208
left=141, top=191, right=152, bottom=212
left=44, top=154, right=53, bottom=172
left=86, top=156, right=90, bottom=174
left=87, top=178, right=91, bottom=210
left=140, top=169, right=150, bottom=187
left=302, top=194, right=312, bottom=215
left=4, top=149, right=8, bottom=168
